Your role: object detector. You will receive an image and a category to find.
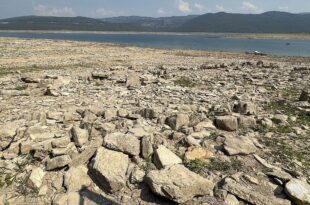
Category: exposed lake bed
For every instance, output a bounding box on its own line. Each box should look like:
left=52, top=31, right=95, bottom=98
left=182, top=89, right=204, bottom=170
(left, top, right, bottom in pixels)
left=0, top=38, right=309, bottom=205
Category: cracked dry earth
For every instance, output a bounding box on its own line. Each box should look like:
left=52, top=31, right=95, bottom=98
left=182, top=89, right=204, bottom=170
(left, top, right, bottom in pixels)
left=0, top=37, right=310, bottom=205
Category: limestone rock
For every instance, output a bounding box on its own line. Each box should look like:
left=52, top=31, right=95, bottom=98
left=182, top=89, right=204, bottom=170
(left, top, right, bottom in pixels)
left=46, top=155, right=71, bottom=171
left=25, top=125, right=55, bottom=142
left=64, top=165, right=92, bottom=192
left=21, top=76, right=40, bottom=83
left=136, top=108, right=156, bottom=119
left=70, top=126, right=89, bottom=147
left=215, top=116, right=238, bottom=131
left=104, top=132, right=140, bottom=156
left=225, top=194, right=240, bottom=205
left=104, top=108, right=117, bottom=120
left=130, top=166, right=145, bottom=184
left=146, top=164, right=214, bottom=203
left=233, top=101, right=257, bottom=115
left=272, top=114, right=288, bottom=124
left=165, top=114, right=189, bottom=130
left=285, top=179, right=310, bottom=205
left=89, top=147, right=129, bottom=193
left=45, top=86, right=59, bottom=97
left=194, top=120, right=216, bottom=132
left=224, top=135, right=257, bottom=155
left=126, top=72, right=141, bottom=87
left=184, top=147, right=214, bottom=163
left=223, top=177, right=291, bottom=205
left=238, top=116, right=256, bottom=128
left=153, top=145, right=182, bottom=169
left=27, top=167, right=45, bottom=189
left=0, top=121, right=18, bottom=151
left=141, top=135, right=154, bottom=159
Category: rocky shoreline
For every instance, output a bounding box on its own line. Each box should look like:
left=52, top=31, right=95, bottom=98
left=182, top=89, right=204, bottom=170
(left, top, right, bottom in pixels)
left=0, top=38, right=309, bottom=205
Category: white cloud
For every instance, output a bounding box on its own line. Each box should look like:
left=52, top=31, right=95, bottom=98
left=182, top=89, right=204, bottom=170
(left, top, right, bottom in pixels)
left=33, top=4, right=75, bottom=17
left=242, top=1, right=261, bottom=13
left=91, top=8, right=123, bottom=18
left=216, top=5, right=227, bottom=12
left=157, top=8, right=166, bottom=15
left=194, top=3, right=206, bottom=12
left=178, top=0, right=192, bottom=13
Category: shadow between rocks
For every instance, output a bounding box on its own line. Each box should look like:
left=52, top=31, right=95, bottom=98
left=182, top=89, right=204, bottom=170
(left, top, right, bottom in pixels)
left=79, top=185, right=120, bottom=205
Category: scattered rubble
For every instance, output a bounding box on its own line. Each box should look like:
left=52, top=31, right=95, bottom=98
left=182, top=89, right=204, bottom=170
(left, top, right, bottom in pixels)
left=0, top=38, right=310, bottom=205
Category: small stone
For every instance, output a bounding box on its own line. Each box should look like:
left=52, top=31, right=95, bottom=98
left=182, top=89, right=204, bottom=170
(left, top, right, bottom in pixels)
left=136, top=108, right=156, bottom=119
left=238, top=116, right=256, bottom=128
left=224, top=135, right=257, bottom=155
left=0, top=121, right=18, bottom=151
left=153, top=145, right=182, bottom=169
left=215, top=116, right=238, bottom=131
left=141, top=135, right=154, bottom=159
left=233, top=101, right=257, bottom=115
left=46, top=155, right=71, bottom=171
left=70, top=126, right=89, bottom=147
left=64, top=165, right=92, bottom=192
left=285, top=178, right=310, bottom=205
left=184, top=147, right=214, bottom=163
left=194, top=120, right=216, bottom=132
left=225, top=194, right=240, bottom=205
left=104, top=132, right=140, bottom=156
left=165, top=114, right=190, bottom=130
left=27, top=167, right=45, bottom=189
left=104, top=108, right=117, bottom=120
left=126, top=72, right=141, bottom=87
left=45, top=86, right=59, bottom=97
left=130, top=166, right=145, bottom=184
left=272, top=114, right=288, bottom=124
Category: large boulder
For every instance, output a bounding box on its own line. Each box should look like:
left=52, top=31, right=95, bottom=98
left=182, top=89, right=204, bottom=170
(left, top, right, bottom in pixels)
left=153, top=145, right=182, bottom=169
left=89, top=147, right=129, bottom=193
left=104, top=132, right=140, bottom=156
left=285, top=179, right=310, bottom=205
left=215, top=116, right=238, bottom=131
left=146, top=164, right=214, bottom=203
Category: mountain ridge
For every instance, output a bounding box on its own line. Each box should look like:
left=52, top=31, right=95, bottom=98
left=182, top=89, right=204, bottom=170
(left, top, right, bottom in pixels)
left=0, top=11, right=310, bottom=33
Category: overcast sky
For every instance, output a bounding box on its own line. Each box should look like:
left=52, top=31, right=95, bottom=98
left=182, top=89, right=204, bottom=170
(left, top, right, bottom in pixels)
left=0, top=0, right=309, bottom=19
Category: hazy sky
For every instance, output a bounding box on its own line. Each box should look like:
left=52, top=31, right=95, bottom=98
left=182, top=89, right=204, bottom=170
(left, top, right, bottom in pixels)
left=0, top=0, right=309, bottom=19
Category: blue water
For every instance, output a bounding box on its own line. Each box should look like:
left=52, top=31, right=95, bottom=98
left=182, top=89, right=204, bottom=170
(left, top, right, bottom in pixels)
left=1, top=32, right=310, bottom=57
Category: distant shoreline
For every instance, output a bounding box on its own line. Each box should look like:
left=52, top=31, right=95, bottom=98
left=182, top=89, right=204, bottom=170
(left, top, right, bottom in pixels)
left=0, top=30, right=310, bottom=40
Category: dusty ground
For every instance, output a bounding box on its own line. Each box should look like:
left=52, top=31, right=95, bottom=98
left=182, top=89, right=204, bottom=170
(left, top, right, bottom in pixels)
left=0, top=37, right=309, bottom=205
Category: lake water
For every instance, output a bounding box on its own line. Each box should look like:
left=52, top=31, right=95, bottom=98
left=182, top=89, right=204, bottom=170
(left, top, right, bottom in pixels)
left=1, top=32, right=310, bottom=57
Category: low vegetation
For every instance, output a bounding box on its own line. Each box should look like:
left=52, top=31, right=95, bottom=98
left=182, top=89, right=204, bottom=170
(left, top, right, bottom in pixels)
left=174, top=77, right=197, bottom=88
left=186, top=158, right=243, bottom=174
